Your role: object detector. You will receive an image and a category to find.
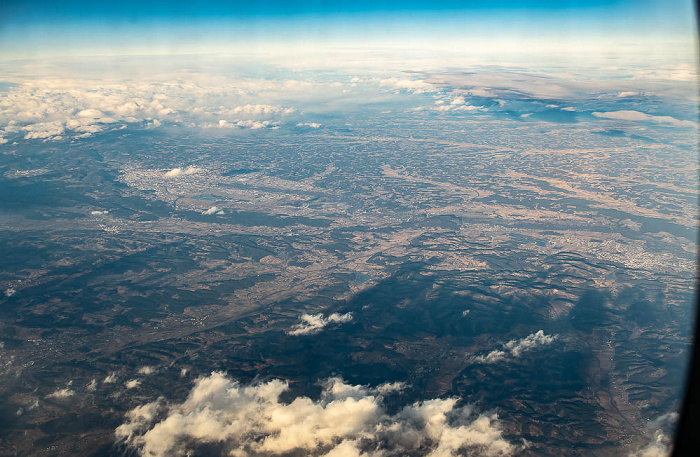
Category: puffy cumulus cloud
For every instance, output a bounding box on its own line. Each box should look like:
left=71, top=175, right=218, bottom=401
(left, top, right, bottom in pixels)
left=203, top=206, right=225, bottom=215
left=471, top=330, right=557, bottom=364
left=0, top=77, right=302, bottom=143
left=46, top=388, right=74, bottom=399
left=137, top=366, right=157, bottom=376
left=0, top=80, right=166, bottom=142
left=87, top=379, right=98, bottom=391
left=592, top=110, right=696, bottom=127
left=21, top=121, right=65, bottom=140
left=116, top=372, right=517, bottom=457
left=288, top=312, right=354, bottom=336
left=126, top=379, right=142, bottom=389
left=297, top=122, right=322, bottom=128
left=104, top=372, right=118, bottom=383
left=164, top=166, right=202, bottom=178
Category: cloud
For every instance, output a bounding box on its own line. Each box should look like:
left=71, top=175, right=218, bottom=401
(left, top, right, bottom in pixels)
left=21, top=121, right=65, bottom=140
left=116, top=372, right=517, bottom=457
left=90, top=210, right=109, bottom=215
left=0, top=77, right=301, bottom=143
left=202, top=206, right=225, bottom=215
left=617, top=91, right=653, bottom=97
left=87, top=379, right=98, bottom=391
left=165, top=166, right=202, bottom=178
left=472, top=330, right=557, bottom=364
left=377, top=77, right=432, bottom=94
left=104, top=373, right=118, bottom=383
left=137, top=366, right=157, bottom=376
left=212, top=119, right=278, bottom=130
left=297, top=122, right=322, bottom=128
left=221, top=104, right=295, bottom=116
left=630, top=413, right=678, bottom=457
left=126, top=379, right=141, bottom=389
left=288, top=312, right=354, bottom=336
left=592, top=110, right=696, bottom=127
left=5, top=288, right=16, bottom=297
left=46, top=388, right=74, bottom=399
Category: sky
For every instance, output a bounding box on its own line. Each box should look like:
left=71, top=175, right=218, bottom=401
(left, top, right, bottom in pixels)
left=0, top=0, right=696, bottom=60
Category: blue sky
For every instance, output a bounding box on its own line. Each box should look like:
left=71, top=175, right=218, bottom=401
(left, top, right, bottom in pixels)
left=0, top=0, right=696, bottom=59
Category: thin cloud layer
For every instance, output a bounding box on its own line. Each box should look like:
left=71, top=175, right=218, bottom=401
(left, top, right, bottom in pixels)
left=592, top=110, right=695, bottom=127
left=116, top=372, right=517, bottom=457
left=288, top=312, right=354, bottom=336
left=471, top=330, right=558, bottom=364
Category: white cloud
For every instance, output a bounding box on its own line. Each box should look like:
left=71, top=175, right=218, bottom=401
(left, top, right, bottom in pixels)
left=104, top=373, right=118, bottom=383
left=472, top=330, right=557, bottom=364
left=116, top=372, right=517, bottom=457
left=22, top=121, right=65, bottom=140
left=377, top=77, right=432, bottom=94
left=592, top=110, right=696, bottom=127
left=87, top=379, right=98, bottom=391
left=468, top=88, right=496, bottom=98
left=90, top=210, right=109, bottom=215
left=212, top=119, right=278, bottom=130
left=629, top=413, right=678, bottom=457
left=297, top=122, right=322, bottom=128
left=165, top=166, right=202, bottom=178
left=46, top=388, right=74, bottom=399
left=202, top=206, right=225, bottom=215
left=222, top=104, right=295, bottom=116
left=126, top=379, right=142, bottom=389
left=0, top=77, right=301, bottom=143
left=288, top=312, right=354, bottom=336
left=137, top=366, right=157, bottom=376
left=617, top=91, right=653, bottom=97
left=5, top=288, right=16, bottom=297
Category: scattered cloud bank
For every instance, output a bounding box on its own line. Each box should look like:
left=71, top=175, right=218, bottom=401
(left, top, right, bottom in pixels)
left=202, top=206, right=225, bottom=215
left=592, top=110, right=695, bottom=127
left=0, top=78, right=301, bottom=143
left=471, top=331, right=557, bottom=364
left=116, top=372, right=517, bottom=457
left=288, top=312, right=354, bottom=336
left=297, top=122, right=322, bottom=128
